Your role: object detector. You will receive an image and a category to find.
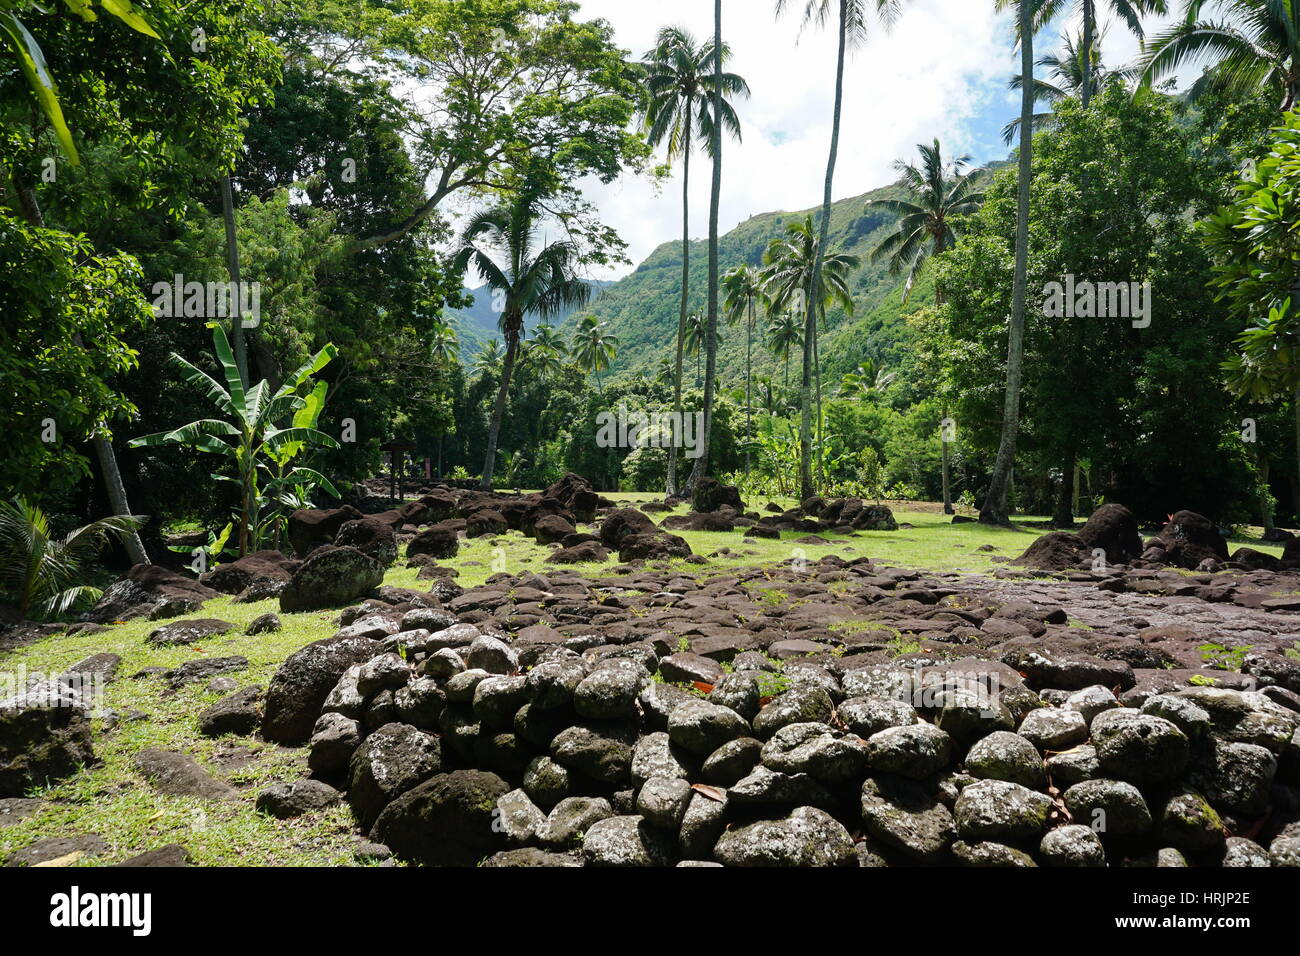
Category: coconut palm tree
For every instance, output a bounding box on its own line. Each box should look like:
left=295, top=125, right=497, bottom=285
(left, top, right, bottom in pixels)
left=453, top=186, right=591, bottom=491
left=643, top=24, right=750, bottom=496
left=774, top=0, right=907, bottom=499
left=1002, top=29, right=1138, bottom=144
left=766, top=311, right=804, bottom=387
left=572, top=315, right=620, bottom=393
left=723, top=263, right=769, bottom=477
left=763, top=216, right=859, bottom=490
left=429, top=318, right=460, bottom=366
left=472, top=340, right=505, bottom=380
left=838, top=360, right=897, bottom=399
left=688, top=0, right=731, bottom=495
left=0, top=498, right=145, bottom=620
left=869, top=138, right=985, bottom=513
left=524, top=322, right=569, bottom=380
left=984, top=0, right=1042, bottom=525
left=684, top=311, right=707, bottom=386
left=1036, top=0, right=1166, bottom=107
left=1140, top=0, right=1300, bottom=109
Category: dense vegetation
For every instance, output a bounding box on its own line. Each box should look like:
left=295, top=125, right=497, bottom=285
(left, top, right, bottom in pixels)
left=5, top=0, right=1300, bottom=608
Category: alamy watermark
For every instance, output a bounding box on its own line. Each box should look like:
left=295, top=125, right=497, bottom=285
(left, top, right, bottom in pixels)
left=151, top=275, right=261, bottom=328
left=595, top=405, right=705, bottom=459
left=1042, top=274, right=1151, bottom=329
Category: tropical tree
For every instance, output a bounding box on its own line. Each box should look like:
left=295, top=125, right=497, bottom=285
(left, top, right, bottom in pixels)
left=767, top=311, right=805, bottom=386
left=1036, top=0, right=1165, bottom=108
left=869, top=138, right=984, bottom=512
left=1002, top=29, right=1137, bottom=143
left=685, top=311, right=708, bottom=385
left=839, top=360, right=897, bottom=398
left=723, top=263, right=769, bottom=476
left=688, top=0, right=732, bottom=494
left=453, top=186, right=591, bottom=490
left=524, top=322, right=570, bottom=379
left=1141, top=0, right=1300, bottom=109
left=129, top=325, right=340, bottom=558
left=762, top=215, right=859, bottom=488
left=983, top=0, right=1041, bottom=525
left=774, top=0, right=907, bottom=499
left=642, top=24, right=749, bottom=496
left=472, top=340, right=505, bottom=380
left=572, top=315, right=620, bottom=392
left=0, top=498, right=145, bottom=620
left=429, top=317, right=460, bottom=366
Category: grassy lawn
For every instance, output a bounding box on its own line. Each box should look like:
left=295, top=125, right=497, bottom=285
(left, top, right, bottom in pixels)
left=1, top=497, right=1284, bottom=867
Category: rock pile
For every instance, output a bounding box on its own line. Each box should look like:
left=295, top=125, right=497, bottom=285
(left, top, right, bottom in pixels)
left=242, top=560, right=1300, bottom=867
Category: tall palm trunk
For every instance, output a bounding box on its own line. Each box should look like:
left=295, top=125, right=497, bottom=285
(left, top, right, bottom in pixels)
left=802, top=0, right=849, bottom=501
left=1081, top=0, right=1095, bottom=109
left=981, top=0, right=1034, bottom=525
left=14, top=172, right=149, bottom=564
left=745, top=301, right=754, bottom=477
left=221, top=175, right=249, bottom=386
left=689, top=0, right=725, bottom=497
left=1052, top=447, right=1076, bottom=527
left=667, top=105, right=693, bottom=499
left=481, top=314, right=522, bottom=490
left=936, top=285, right=953, bottom=515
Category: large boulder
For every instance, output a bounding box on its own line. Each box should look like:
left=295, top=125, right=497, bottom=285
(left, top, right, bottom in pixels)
left=371, top=769, right=511, bottom=865
left=87, top=564, right=218, bottom=623
left=0, top=682, right=95, bottom=797
left=334, top=517, right=398, bottom=567
left=199, top=550, right=299, bottom=596
left=1077, top=504, right=1143, bottom=564
left=1013, top=532, right=1091, bottom=571
left=618, top=533, right=693, bottom=563
left=466, top=510, right=508, bottom=538
left=407, top=524, right=460, bottom=560
left=692, top=478, right=744, bottom=515
left=287, top=505, right=363, bottom=558
left=1155, top=510, right=1229, bottom=569
left=544, top=473, right=601, bottom=523
left=279, top=546, right=385, bottom=613
left=261, top=635, right=380, bottom=744
left=348, top=723, right=443, bottom=828
left=599, top=508, right=657, bottom=549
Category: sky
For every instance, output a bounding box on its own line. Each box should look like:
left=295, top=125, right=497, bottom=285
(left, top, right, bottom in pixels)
left=569, top=0, right=1183, bottom=281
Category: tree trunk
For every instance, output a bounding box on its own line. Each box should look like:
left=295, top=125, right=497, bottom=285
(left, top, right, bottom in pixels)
left=1080, top=0, right=1094, bottom=110
left=941, top=405, right=953, bottom=514
left=667, top=107, right=693, bottom=499
left=1053, top=447, right=1076, bottom=528
left=221, top=175, right=249, bottom=387
left=745, top=301, right=754, bottom=478
left=802, top=0, right=848, bottom=501
left=13, top=169, right=149, bottom=564
left=688, top=0, right=725, bottom=497
left=480, top=319, right=521, bottom=491
left=981, top=0, right=1034, bottom=526
left=1259, top=452, right=1274, bottom=531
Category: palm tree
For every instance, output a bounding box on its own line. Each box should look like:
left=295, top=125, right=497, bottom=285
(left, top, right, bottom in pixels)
left=723, top=263, right=769, bottom=477
left=839, top=360, right=897, bottom=399
left=453, top=186, right=591, bottom=490
left=984, top=0, right=1041, bottom=525
left=0, top=498, right=145, bottom=620
left=524, top=322, right=569, bottom=379
left=775, top=0, right=906, bottom=500
left=869, top=138, right=985, bottom=513
left=766, top=311, right=805, bottom=387
left=684, top=311, right=707, bottom=386
left=763, top=216, right=859, bottom=490
left=472, top=340, right=505, bottom=380
left=1140, top=0, right=1300, bottom=109
left=1036, top=1, right=1165, bottom=107
left=1002, top=29, right=1137, bottom=144
left=572, top=315, right=619, bottom=392
left=643, top=25, right=749, bottom=497
left=688, top=0, right=731, bottom=495
left=429, top=318, right=460, bottom=366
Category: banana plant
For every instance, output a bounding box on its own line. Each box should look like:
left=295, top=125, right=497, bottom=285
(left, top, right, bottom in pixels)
left=0, top=0, right=160, bottom=164
left=129, top=324, right=340, bottom=557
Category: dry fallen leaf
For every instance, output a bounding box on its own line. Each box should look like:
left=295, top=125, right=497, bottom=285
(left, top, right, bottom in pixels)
left=690, top=784, right=726, bottom=803
left=33, top=851, right=84, bottom=868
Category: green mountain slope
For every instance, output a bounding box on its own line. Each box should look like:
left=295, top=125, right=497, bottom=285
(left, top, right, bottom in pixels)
left=564, top=182, right=933, bottom=387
